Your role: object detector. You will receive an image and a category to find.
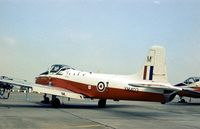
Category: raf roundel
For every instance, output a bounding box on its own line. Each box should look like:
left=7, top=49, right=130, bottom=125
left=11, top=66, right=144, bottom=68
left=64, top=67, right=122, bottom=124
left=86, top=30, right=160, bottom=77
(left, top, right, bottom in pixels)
left=97, top=82, right=106, bottom=92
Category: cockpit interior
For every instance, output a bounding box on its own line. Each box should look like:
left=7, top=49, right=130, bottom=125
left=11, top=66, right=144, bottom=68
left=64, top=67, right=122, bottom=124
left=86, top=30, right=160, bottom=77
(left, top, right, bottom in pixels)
left=184, top=77, right=200, bottom=84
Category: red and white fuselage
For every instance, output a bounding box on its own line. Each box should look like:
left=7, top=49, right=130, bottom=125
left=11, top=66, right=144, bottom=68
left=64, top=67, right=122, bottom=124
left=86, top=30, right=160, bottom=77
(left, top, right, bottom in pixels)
left=36, top=69, right=169, bottom=102
left=36, top=45, right=180, bottom=104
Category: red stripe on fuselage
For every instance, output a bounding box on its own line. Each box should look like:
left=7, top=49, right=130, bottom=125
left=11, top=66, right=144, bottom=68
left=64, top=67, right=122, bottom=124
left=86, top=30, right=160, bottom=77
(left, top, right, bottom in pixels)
left=35, top=76, right=165, bottom=102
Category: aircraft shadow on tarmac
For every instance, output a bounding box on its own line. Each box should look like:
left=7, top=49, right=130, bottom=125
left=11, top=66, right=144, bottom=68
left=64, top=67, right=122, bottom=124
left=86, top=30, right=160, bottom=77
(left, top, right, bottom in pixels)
left=1, top=101, right=200, bottom=109
left=58, top=104, right=168, bottom=118
left=0, top=103, right=51, bottom=108
left=2, top=102, right=200, bottom=117
left=0, top=103, right=168, bottom=118
left=0, top=102, right=134, bottom=109
left=59, top=102, right=138, bottom=109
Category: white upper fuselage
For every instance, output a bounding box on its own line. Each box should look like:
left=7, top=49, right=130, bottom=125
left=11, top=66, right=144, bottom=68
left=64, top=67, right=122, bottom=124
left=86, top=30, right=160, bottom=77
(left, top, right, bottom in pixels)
left=46, top=68, right=170, bottom=92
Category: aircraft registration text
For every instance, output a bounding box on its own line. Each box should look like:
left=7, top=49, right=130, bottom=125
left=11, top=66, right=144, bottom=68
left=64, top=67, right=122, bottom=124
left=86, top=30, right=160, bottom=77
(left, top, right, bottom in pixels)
left=124, top=87, right=139, bottom=92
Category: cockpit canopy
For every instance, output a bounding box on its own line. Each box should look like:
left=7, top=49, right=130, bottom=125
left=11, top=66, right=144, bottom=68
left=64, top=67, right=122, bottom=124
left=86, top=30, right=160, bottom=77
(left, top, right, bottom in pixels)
left=184, top=77, right=200, bottom=85
left=40, top=64, right=74, bottom=75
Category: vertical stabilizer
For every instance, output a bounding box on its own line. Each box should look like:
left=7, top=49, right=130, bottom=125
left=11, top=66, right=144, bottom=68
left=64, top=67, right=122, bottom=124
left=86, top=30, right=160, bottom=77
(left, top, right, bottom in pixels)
left=138, top=46, right=168, bottom=83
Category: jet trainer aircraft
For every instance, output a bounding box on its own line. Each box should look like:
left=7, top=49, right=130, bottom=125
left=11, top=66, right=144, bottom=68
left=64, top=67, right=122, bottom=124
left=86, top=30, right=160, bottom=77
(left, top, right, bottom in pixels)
left=175, top=77, right=200, bottom=103
left=0, top=46, right=181, bottom=108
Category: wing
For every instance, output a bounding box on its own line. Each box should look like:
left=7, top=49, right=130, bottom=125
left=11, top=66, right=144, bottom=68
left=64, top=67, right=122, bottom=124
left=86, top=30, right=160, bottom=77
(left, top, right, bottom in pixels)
left=32, top=84, right=84, bottom=100
left=0, top=76, right=84, bottom=100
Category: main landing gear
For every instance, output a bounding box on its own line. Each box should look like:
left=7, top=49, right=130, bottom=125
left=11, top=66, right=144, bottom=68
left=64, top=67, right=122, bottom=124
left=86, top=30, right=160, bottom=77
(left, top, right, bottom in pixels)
left=41, top=95, right=107, bottom=108
left=98, top=99, right=107, bottom=108
left=41, top=94, right=61, bottom=108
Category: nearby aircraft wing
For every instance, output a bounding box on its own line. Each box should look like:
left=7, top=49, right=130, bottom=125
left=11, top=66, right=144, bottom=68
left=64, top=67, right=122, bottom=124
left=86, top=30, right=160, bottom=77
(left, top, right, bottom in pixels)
left=180, top=87, right=200, bottom=98
left=0, top=76, right=32, bottom=88
left=0, top=76, right=84, bottom=100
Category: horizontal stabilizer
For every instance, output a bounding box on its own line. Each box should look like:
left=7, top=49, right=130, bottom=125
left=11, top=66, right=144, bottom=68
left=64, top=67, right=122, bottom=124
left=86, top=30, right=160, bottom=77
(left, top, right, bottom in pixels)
left=128, top=83, right=181, bottom=91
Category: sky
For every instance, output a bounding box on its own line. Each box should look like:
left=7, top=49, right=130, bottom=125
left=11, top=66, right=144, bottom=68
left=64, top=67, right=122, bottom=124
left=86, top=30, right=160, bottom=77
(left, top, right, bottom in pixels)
left=0, top=0, right=200, bottom=84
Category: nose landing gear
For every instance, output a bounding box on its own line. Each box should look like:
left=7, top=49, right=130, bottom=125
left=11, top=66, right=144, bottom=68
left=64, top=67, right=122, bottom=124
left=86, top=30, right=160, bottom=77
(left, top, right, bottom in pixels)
left=51, top=95, right=61, bottom=108
left=41, top=94, right=50, bottom=104
left=41, top=94, right=61, bottom=108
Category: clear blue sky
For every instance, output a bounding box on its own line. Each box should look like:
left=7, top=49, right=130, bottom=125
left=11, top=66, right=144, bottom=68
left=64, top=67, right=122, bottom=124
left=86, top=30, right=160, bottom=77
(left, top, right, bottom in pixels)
left=0, top=0, right=200, bottom=83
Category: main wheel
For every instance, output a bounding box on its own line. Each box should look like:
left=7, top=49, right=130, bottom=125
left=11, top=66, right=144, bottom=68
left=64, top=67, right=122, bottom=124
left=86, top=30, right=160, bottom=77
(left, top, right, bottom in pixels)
left=179, top=98, right=187, bottom=103
left=51, top=98, right=61, bottom=108
left=98, top=99, right=107, bottom=108
left=161, top=101, right=166, bottom=104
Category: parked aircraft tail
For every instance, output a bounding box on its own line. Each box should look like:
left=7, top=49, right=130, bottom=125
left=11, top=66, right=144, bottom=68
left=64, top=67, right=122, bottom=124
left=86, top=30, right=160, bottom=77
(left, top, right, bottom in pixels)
left=137, top=46, right=168, bottom=83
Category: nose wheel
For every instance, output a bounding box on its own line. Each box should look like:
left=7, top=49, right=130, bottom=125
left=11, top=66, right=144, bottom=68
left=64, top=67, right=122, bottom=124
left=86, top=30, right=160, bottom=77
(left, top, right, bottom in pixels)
left=41, top=94, right=61, bottom=108
left=51, top=95, right=61, bottom=108
left=178, top=96, right=187, bottom=103
left=178, top=98, right=187, bottom=103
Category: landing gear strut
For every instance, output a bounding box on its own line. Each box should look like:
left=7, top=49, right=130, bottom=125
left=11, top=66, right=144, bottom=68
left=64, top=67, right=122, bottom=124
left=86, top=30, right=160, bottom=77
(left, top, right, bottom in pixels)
left=98, top=99, right=107, bottom=108
left=41, top=94, right=50, bottom=104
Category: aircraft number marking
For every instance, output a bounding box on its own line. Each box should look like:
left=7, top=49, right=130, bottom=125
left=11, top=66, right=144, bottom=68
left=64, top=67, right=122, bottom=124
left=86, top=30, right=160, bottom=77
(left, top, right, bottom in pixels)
left=97, top=82, right=106, bottom=92
left=147, top=56, right=152, bottom=63
left=124, top=87, right=139, bottom=92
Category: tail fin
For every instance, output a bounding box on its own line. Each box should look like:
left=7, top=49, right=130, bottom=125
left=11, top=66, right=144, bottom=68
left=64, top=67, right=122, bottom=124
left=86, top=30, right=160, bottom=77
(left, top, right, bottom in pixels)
left=138, top=46, right=168, bottom=83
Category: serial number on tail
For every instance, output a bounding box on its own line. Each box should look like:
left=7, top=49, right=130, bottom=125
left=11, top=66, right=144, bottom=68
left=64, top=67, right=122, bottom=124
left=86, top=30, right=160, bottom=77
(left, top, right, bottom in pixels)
left=124, top=87, right=139, bottom=92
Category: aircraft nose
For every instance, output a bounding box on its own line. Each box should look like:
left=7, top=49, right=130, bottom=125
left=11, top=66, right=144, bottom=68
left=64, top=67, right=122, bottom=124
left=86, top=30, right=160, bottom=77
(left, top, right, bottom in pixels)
left=36, top=74, right=52, bottom=86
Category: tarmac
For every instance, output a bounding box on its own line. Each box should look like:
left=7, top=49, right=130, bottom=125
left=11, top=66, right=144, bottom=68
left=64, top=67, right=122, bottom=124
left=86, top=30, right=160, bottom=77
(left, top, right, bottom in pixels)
left=0, top=92, right=200, bottom=129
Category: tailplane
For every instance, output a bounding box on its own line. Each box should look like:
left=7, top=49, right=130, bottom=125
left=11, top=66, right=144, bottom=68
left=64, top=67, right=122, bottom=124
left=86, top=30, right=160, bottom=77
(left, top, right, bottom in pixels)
left=137, top=46, right=168, bottom=83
